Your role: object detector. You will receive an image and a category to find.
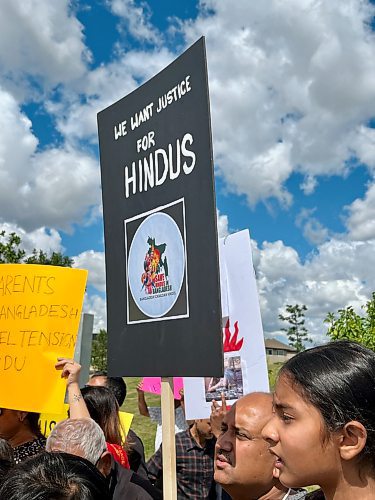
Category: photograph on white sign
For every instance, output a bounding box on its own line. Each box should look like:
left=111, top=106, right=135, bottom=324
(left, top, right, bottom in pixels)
left=218, top=238, right=229, bottom=319
left=205, top=353, right=243, bottom=402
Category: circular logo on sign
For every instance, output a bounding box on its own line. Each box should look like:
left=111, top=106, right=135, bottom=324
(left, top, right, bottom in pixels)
left=127, top=212, right=185, bottom=318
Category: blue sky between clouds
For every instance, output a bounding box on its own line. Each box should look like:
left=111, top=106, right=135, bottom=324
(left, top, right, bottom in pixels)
left=1, top=0, right=375, bottom=344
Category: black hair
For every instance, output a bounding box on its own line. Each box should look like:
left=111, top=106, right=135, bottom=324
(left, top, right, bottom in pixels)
left=279, top=340, right=375, bottom=469
left=0, top=452, right=110, bottom=499
left=80, top=386, right=125, bottom=447
left=26, top=412, right=44, bottom=438
left=0, top=458, right=13, bottom=484
left=0, top=438, right=13, bottom=462
left=107, top=377, right=127, bottom=407
left=0, top=438, right=14, bottom=483
left=90, top=372, right=127, bottom=407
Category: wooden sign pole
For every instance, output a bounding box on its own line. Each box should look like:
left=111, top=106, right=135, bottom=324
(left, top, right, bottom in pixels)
left=161, top=377, right=177, bottom=500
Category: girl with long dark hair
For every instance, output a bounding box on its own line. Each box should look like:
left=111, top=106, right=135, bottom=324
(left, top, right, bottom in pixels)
left=262, top=340, right=375, bottom=499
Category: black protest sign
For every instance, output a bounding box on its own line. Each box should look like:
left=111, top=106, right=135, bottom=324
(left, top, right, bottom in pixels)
left=98, top=37, right=222, bottom=377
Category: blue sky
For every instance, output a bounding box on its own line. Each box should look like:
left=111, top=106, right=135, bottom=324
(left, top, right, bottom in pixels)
left=1, top=0, right=375, bottom=344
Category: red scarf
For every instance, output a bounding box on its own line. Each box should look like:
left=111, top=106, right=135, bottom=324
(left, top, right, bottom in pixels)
left=106, top=442, right=130, bottom=469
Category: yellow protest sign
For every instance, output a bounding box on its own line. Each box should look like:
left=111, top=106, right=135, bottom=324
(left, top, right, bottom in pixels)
left=0, top=264, right=87, bottom=414
left=39, top=410, right=134, bottom=438
left=39, top=404, right=70, bottom=437
left=119, top=411, right=134, bottom=438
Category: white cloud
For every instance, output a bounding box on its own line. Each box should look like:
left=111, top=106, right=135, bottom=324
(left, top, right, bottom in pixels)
left=257, top=240, right=303, bottom=283
left=0, top=223, right=63, bottom=255
left=49, top=48, right=174, bottom=144
left=83, top=294, right=107, bottom=332
left=217, top=210, right=229, bottom=238
left=1, top=0, right=374, bottom=349
left=345, top=182, right=375, bottom=240
left=350, top=125, right=375, bottom=171
left=73, top=250, right=106, bottom=293
left=36, top=0, right=375, bottom=212
left=296, top=208, right=329, bottom=245
left=2, top=0, right=375, bottom=212
left=302, top=219, right=329, bottom=246
left=107, top=0, right=160, bottom=44
left=300, top=175, right=317, bottom=195
left=179, top=0, right=375, bottom=206
left=0, top=87, right=101, bottom=231
left=216, top=142, right=293, bottom=208
left=0, top=88, right=38, bottom=176
left=0, top=0, right=90, bottom=90
left=255, top=237, right=375, bottom=344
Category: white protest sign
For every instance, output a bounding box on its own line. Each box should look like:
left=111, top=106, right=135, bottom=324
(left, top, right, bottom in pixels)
left=218, top=237, right=229, bottom=319
left=183, top=229, right=269, bottom=420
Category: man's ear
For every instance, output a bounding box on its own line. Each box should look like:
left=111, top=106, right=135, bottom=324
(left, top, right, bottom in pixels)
left=17, top=411, right=28, bottom=422
left=96, top=451, right=112, bottom=476
left=338, top=421, right=367, bottom=461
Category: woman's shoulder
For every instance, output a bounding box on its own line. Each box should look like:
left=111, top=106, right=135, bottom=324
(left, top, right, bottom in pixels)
left=13, top=436, right=46, bottom=464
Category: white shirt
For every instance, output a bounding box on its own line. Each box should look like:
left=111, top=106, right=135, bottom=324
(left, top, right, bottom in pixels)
left=148, top=406, right=188, bottom=451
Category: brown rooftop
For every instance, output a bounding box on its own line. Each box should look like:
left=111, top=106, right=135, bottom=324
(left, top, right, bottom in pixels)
left=264, top=338, right=297, bottom=352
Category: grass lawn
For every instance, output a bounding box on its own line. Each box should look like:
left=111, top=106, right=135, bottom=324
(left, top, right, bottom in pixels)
left=121, top=377, right=161, bottom=460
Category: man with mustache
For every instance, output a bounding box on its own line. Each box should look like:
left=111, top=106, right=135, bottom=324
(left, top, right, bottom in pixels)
left=213, top=393, right=306, bottom=500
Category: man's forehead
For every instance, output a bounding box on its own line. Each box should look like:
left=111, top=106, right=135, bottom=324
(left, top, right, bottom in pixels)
left=238, top=393, right=273, bottom=411
left=225, top=395, right=272, bottom=427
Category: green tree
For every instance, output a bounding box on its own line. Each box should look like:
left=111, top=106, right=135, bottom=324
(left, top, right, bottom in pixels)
left=325, top=293, right=375, bottom=351
left=0, top=231, right=25, bottom=263
left=0, top=230, right=72, bottom=266
left=91, top=329, right=108, bottom=371
left=25, top=249, right=73, bottom=267
left=279, top=304, right=312, bottom=352
left=267, top=361, right=283, bottom=390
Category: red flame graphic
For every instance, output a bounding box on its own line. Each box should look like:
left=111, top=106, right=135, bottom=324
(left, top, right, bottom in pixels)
left=223, top=320, right=244, bottom=352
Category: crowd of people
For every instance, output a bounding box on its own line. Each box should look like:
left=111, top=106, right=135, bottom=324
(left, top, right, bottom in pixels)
left=0, top=340, right=375, bottom=499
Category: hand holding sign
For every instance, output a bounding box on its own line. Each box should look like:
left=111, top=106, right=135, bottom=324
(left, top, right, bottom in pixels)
left=55, top=357, right=81, bottom=385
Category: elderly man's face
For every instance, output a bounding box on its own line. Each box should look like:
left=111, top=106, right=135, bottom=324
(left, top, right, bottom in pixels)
left=214, top=394, right=277, bottom=499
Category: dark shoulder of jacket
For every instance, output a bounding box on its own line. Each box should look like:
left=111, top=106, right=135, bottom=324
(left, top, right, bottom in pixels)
left=127, top=429, right=149, bottom=478
left=126, top=482, right=154, bottom=500
left=131, top=471, right=163, bottom=500
left=127, top=429, right=146, bottom=458
left=111, top=466, right=153, bottom=500
left=109, top=459, right=133, bottom=499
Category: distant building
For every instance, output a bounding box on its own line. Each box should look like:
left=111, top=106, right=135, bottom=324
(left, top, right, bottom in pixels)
left=265, top=339, right=297, bottom=363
